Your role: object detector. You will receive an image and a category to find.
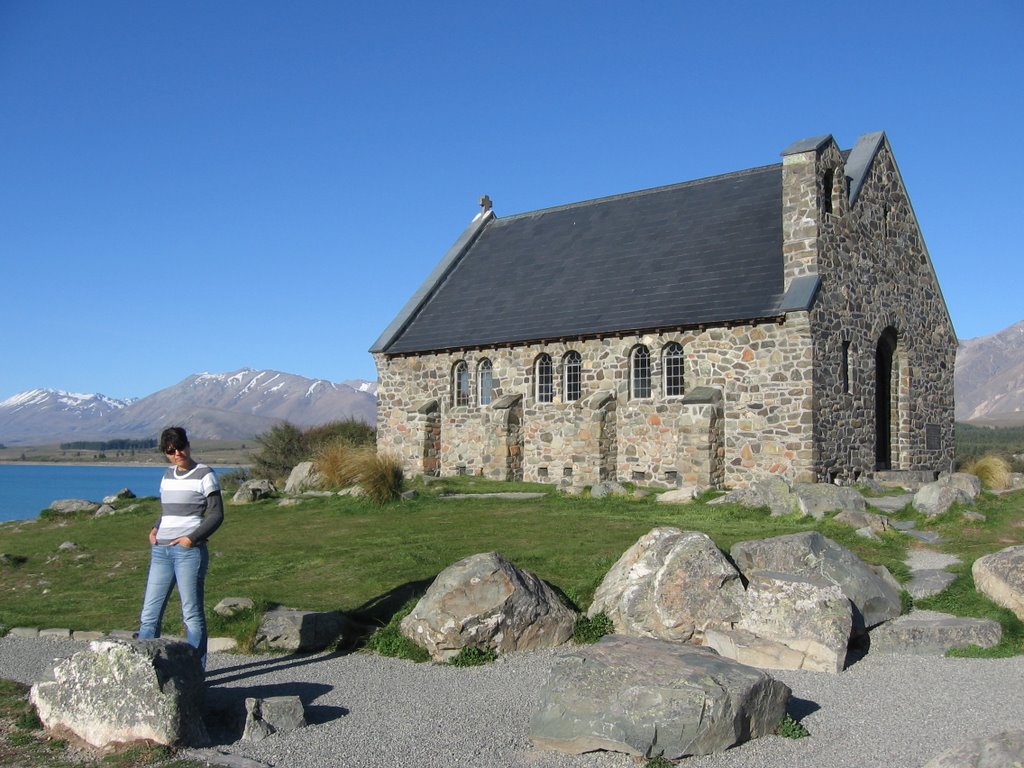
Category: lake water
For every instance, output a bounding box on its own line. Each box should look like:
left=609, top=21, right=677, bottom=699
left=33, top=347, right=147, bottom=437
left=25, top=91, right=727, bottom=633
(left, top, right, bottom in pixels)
left=0, top=464, right=174, bottom=523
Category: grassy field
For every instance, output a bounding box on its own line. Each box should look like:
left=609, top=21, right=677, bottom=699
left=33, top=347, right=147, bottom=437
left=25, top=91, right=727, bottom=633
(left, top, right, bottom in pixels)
left=1, top=476, right=1021, bottom=655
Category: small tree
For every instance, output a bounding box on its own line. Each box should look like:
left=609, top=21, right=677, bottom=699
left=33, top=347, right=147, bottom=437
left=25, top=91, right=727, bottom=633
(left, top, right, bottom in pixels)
left=251, top=422, right=306, bottom=482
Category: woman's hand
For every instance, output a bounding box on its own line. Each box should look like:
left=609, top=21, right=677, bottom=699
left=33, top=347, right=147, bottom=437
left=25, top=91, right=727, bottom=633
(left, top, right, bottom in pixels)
left=169, top=537, right=194, bottom=548
left=149, top=528, right=158, bottom=545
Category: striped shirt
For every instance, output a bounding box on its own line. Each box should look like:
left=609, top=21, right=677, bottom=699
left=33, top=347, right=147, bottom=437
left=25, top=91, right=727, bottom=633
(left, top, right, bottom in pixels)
left=155, top=463, right=222, bottom=544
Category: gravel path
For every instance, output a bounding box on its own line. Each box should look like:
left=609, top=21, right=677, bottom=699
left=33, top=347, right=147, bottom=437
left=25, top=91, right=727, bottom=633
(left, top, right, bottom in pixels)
left=2, top=635, right=1023, bottom=768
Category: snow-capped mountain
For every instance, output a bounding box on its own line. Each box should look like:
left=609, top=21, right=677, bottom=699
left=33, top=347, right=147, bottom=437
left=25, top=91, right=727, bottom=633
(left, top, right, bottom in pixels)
left=0, top=369, right=377, bottom=444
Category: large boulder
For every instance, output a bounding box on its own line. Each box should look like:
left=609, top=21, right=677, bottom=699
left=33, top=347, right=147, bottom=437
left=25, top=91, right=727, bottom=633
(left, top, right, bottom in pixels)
left=400, top=551, right=575, bottom=661
left=530, top=635, right=790, bottom=759
left=869, top=610, right=1002, bottom=655
left=47, top=499, right=100, bottom=514
left=232, top=479, right=277, bottom=504
left=705, top=570, right=852, bottom=673
left=923, top=728, right=1024, bottom=768
left=713, top=477, right=798, bottom=516
left=254, top=608, right=351, bottom=652
left=587, top=527, right=743, bottom=643
left=913, top=473, right=981, bottom=517
left=730, top=532, right=901, bottom=633
left=972, top=545, right=1024, bottom=621
left=29, top=638, right=207, bottom=748
left=285, top=462, right=324, bottom=494
left=792, top=483, right=867, bottom=519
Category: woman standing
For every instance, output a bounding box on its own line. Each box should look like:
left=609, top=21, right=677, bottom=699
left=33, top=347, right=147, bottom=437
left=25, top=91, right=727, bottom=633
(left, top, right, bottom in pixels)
left=137, top=426, right=224, bottom=668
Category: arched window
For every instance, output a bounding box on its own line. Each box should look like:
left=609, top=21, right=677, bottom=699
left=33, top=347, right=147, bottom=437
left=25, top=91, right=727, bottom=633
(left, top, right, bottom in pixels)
left=535, top=354, right=553, bottom=403
left=453, top=361, right=470, bottom=407
left=478, top=359, right=493, bottom=405
left=630, top=345, right=651, bottom=399
left=563, top=351, right=582, bottom=402
left=663, top=342, right=684, bottom=397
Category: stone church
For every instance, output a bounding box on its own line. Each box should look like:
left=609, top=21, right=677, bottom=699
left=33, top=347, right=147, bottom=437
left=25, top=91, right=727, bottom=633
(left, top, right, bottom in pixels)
left=371, top=132, right=956, bottom=489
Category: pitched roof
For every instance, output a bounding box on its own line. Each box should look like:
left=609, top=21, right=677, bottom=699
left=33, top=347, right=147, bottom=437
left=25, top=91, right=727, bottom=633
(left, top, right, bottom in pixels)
left=374, top=163, right=786, bottom=355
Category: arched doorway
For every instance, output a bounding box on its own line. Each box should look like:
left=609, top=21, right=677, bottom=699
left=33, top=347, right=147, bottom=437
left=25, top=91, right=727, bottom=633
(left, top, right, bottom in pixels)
left=875, top=328, right=898, bottom=470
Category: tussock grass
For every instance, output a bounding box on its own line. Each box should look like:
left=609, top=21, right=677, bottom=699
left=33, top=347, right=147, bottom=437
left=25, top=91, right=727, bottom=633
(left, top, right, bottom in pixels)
left=961, top=453, right=1013, bottom=490
left=315, top=441, right=404, bottom=504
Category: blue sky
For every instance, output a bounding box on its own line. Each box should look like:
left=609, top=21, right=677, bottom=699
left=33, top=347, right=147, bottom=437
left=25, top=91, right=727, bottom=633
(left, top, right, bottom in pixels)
left=2, top=1, right=1021, bottom=401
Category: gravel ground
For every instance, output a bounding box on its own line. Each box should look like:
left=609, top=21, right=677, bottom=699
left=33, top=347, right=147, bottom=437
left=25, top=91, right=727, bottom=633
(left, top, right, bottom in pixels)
left=2, top=635, right=1022, bottom=768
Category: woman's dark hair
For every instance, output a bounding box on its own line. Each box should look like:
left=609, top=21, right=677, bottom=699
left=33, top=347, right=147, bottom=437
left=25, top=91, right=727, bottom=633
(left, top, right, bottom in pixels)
left=159, top=426, right=190, bottom=453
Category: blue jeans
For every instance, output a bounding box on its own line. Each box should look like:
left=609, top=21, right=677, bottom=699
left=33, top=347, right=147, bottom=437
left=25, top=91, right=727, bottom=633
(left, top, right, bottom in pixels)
left=137, top=543, right=209, bottom=668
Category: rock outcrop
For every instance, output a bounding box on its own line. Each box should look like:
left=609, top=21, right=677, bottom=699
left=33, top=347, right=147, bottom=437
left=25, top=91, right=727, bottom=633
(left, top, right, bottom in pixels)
left=232, top=479, right=277, bottom=504
left=254, top=608, right=351, bottom=652
left=285, top=462, right=324, bottom=494
left=530, top=635, right=790, bottom=759
left=587, top=527, right=743, bottom=643
left=29, top=638, right=207, bottom=748
left=400, top=551, right=575, bottom=661
left=923, top=728, right=1024, bottom=768
left=730, top=531, right=902, bottom=633
left=972, top=545, right=1024, bottom=621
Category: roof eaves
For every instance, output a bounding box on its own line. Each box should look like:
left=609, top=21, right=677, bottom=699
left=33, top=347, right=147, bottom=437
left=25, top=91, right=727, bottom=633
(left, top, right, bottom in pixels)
left=778, top=274, right=821, bottom=312
left=369, top=209, right=495, bottom=354
left=845, top=131, right=886, bottom=206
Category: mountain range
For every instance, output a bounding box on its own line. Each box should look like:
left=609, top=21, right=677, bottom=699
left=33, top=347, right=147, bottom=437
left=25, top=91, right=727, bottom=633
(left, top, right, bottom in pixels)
left=3, top=320, right=1023, bottom=445
left=955, top=319, right=1024, bottom=426
left=0, top=369, right=377, bottom=445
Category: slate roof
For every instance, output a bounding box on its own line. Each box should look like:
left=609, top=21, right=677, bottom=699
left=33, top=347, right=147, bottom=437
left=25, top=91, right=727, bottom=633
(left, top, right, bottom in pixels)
left=375, top=162, right=788, bottom=355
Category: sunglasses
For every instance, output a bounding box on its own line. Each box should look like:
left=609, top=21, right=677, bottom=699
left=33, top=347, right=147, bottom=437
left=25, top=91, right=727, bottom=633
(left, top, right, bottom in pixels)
left=164, top=447, right=189, bottom=455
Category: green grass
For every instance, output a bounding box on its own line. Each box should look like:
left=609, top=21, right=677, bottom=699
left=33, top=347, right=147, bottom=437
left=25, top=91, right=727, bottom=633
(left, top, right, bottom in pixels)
left=1, top=480, right=1021, bottom=656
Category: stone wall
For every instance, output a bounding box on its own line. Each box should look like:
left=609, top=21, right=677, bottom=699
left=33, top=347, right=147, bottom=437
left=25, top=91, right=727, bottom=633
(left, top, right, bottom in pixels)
left=782, top=137, right=956, bottom=481
left=375, top=317, right=816, bottom=489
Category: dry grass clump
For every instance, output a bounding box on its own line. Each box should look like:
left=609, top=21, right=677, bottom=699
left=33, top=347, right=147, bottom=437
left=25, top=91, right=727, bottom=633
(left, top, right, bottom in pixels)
left=961, top=453, right=1012, bottom=489
left=315, top=441, right=404, bottom=504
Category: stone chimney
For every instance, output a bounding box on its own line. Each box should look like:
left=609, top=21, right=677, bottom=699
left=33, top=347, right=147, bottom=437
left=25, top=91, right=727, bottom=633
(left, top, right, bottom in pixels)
left=780, top=134, right=844, bottom=292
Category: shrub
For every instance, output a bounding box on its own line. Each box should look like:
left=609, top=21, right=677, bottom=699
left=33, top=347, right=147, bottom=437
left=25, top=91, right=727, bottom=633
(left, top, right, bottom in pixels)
left=447, top=645, right=497, bottom=667
left=250, top=422, right=306, bottom=483
left=961, top=453, right=1012, bottom=490
left=775, top=714, right=810, bottom=738
left=572, top=612, right=613, bottom=644
left=365, top=599, right=430, bottom=662
left=315, top=441, right=366, bottom=489
left=304, top=419, right=375, bottom=451
left=360, top=452, right=404, bottom=505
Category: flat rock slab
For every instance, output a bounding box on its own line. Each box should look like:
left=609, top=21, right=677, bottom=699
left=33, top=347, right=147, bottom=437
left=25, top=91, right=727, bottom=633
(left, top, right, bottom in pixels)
left=869, top=610, right=1001, bottom=655
left=905, top=530, right=943, bottom=545
left=905, top=550, right=961, bottom=571
left=972, top=545, right=1024, bottom=622
left=906, top=569, right=957, bottom=599
left=865, top=494, right=915, bottom=513
left=530, top=635, right=790, bottom=760
left=889, top=519, right=918, bottom=531
left=923, top=728, right=1024, bottom=768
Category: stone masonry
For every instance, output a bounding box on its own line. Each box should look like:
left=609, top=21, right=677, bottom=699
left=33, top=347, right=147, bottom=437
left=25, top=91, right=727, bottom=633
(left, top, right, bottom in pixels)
left=375, top=133, right=955, bottom=489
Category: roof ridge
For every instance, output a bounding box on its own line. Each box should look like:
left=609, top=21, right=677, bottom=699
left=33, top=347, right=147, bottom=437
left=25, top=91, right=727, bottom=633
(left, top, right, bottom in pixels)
left=496, top=162, right=782, bottom=222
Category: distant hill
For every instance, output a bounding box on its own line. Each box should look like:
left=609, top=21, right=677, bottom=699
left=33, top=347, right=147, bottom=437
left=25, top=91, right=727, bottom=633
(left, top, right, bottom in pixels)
left=0, top=369, right=377, bottom=445
left=956, top=320, right=1024, bottom=426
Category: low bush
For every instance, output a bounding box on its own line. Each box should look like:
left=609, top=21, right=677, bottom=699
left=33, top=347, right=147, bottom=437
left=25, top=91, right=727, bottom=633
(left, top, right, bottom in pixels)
left=776, top=713, right=810, bottom=738
left=365, top=599, right=430, bottom=662
left=447, top=645, right=497, bottom=667
left=572, top=612, right=613, bottom=644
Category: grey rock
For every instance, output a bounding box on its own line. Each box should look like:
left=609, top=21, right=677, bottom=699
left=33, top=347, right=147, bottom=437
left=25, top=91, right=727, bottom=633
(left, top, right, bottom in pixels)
left=793, top=483, right=866, bottom=519
left=400, top=551, right=575, bottom=661
left=972, top=545, right=1024, bottom=621
left=588, top=527, right=743, bottom=643
left=913, top=473, right=980, bottom=517
left=656, top=487, right=699, bottom=504
left=906, top=569, right=957, bottom=599
left=232, top=479, right=277, bottom=504
left=865, top=493, right=915, bottom=513
left=57, top=541, right=78, bottom=551
left=529, top=635, right=790, bottom=759
left=243, top=696, right=306, bottom=742
left=284, top=462, right=323, bottom=494
left=718, top=476, right=799, bottom=516
left=213, top=597, right=255, bottom=617
left=834, top=508, right=891, bottom=533
left=8, top=627, right=39, bottom=638
left=102, top=488, right=136, bottom=504
left=870, top=610, right=1002, bottom=655
left=29, top=638, right=208, bottom=748
left=730, top=531, right=902, bottom=633
left=254, top=608, right=350, bottom=652
left=93, top=504, right=117, bottom=517
left=38, top=628, right=72, bottom=638
left=47, top=499, right=100, bottom=514
left=72, top=631, right=105, bottom=641
left=923, top=728, right=1024, bottom=768
left=962, top=510, right=987, bottom=522
left=889, top=518, right=918, bottom=530
left=717, top=570, right=853, bottom=673
left=906, top=529, right=943, bottom=544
